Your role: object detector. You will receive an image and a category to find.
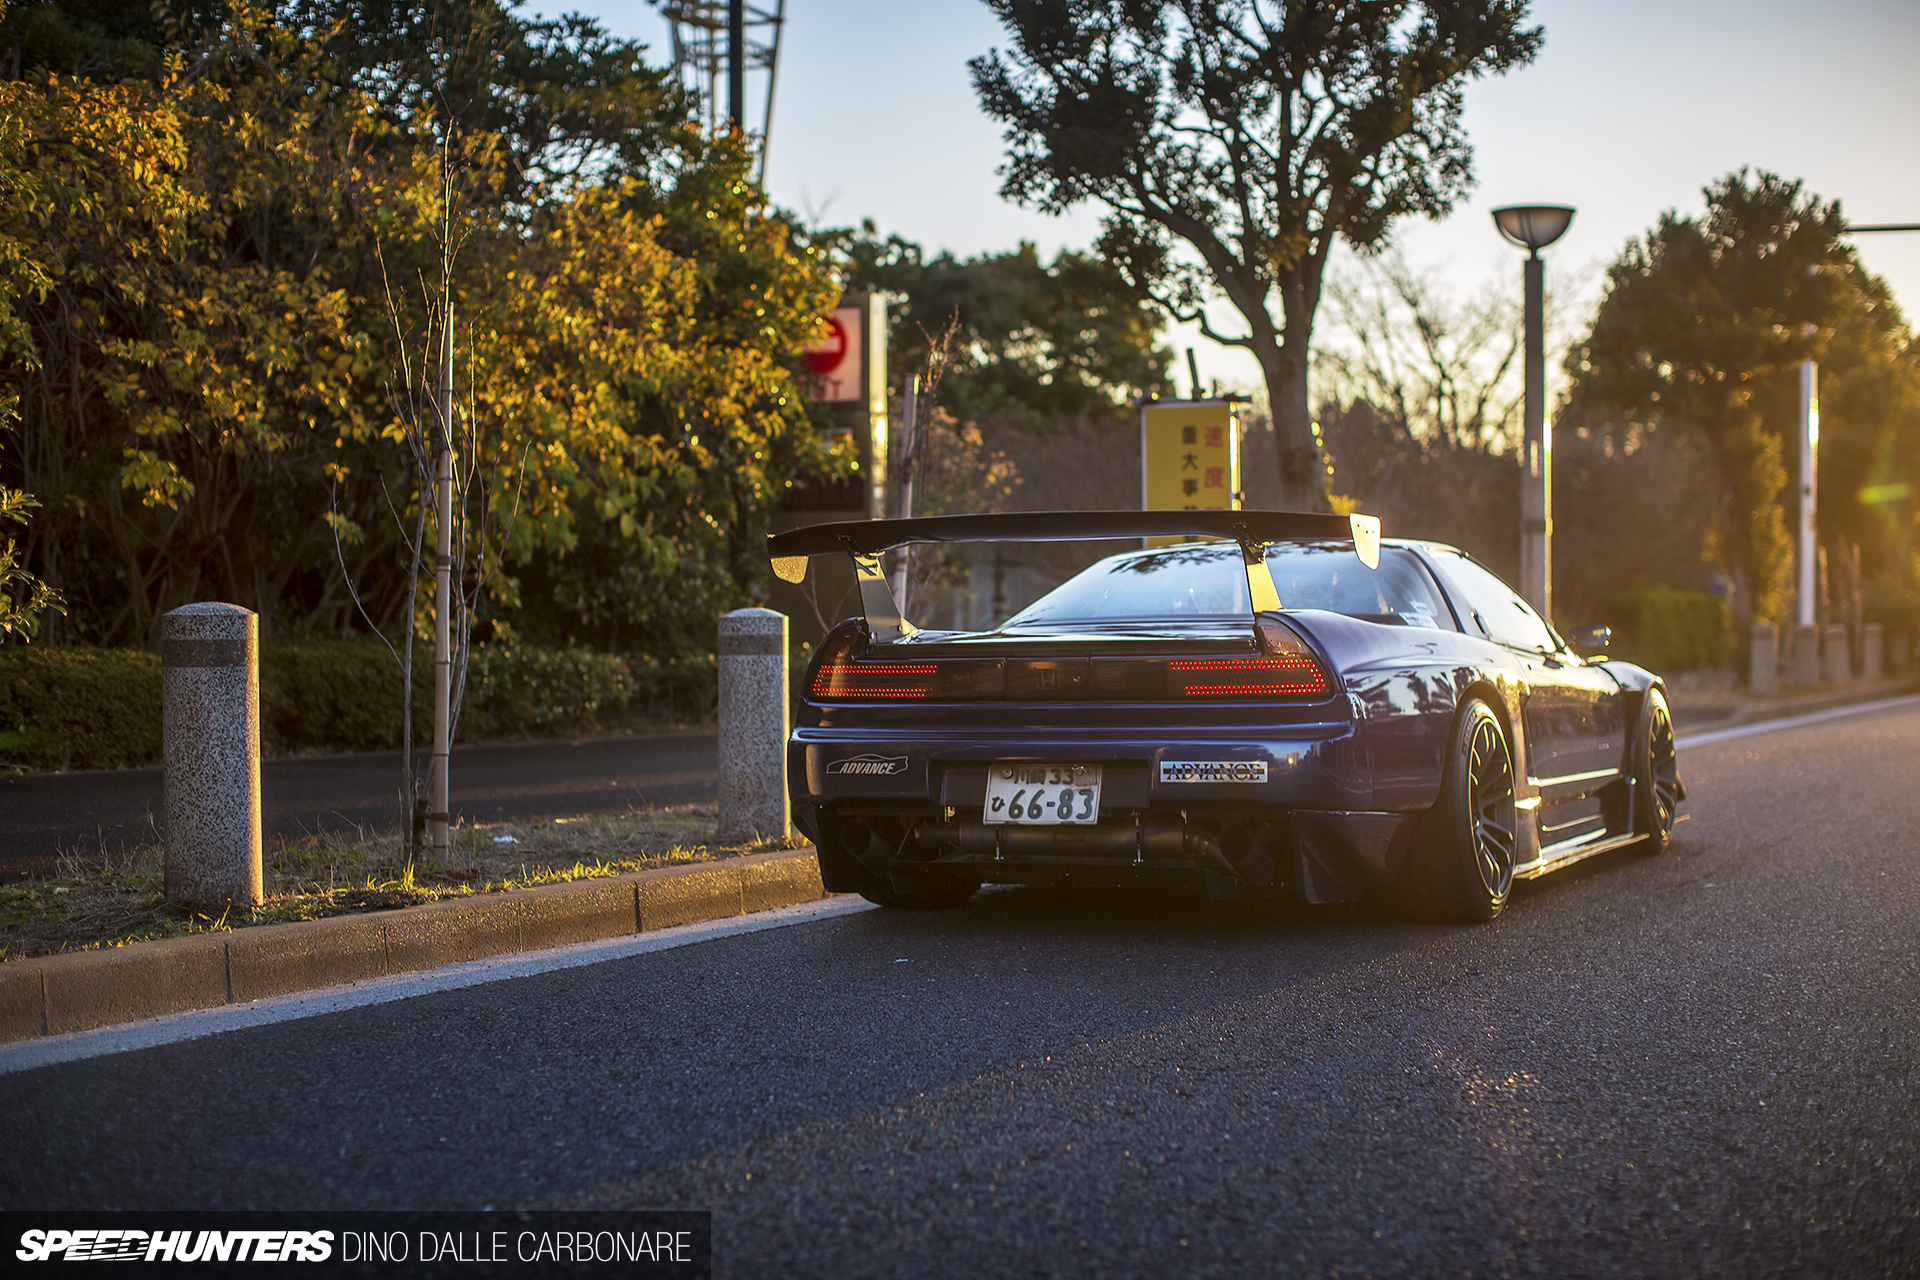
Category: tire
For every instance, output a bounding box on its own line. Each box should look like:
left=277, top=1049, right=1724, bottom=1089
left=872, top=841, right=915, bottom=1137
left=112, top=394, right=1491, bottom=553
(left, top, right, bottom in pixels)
left=1631, top=687, right=1682, bottom=855
left=1396, top=698, right=1518, bottom=923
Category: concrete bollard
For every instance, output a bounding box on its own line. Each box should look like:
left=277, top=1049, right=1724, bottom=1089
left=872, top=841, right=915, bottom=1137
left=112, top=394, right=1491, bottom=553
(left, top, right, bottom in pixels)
left=1749, top=622, right=1777, bottom=696
left=1821, top=624, right=1851, bottom=685
left=1792, top=625, right=1819, bottom=688
left=162, top=603, right=262, bottom=910
left=717, top=608, right=791, bottom=845
left=1863, top=623, right=1884, bottom=681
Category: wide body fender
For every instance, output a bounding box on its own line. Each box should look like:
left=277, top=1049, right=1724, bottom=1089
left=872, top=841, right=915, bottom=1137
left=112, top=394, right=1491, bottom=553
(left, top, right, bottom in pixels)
left=1271, top=612, right=1538, bottom=811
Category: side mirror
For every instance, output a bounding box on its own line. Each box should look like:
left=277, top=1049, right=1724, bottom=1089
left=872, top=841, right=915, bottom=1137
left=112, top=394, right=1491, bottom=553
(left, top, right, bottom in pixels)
left=1568, top=624, right=1611, bottom=654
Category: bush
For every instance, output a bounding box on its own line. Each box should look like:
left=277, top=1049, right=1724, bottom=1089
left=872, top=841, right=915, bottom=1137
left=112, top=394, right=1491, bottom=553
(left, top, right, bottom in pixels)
left=461, top=647, right=637, bottom=739
left=625, top=652, right=718, bottom=722
left=0, top=642, right=720, bottom=771
left=0, top=648, right=163, bottom=770
left=1586, top=585, right=1731, bottom=673
left=261, top=641, right=424, bottom=756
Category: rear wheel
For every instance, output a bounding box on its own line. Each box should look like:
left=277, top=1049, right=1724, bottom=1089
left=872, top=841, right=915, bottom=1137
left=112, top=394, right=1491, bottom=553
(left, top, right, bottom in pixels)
left=1632, top=687, right=1681, bottom=855
left=1394, top=698, right=1517, bottom=923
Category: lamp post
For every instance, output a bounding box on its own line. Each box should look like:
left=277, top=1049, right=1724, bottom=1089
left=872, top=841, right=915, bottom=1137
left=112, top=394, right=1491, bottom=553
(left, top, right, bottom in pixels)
left=1492, top=205, right=1575, bottom=624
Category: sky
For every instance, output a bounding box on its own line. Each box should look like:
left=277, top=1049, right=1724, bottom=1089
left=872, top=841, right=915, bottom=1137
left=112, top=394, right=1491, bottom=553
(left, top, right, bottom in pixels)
left=574, top=0, right=1920, bottom=396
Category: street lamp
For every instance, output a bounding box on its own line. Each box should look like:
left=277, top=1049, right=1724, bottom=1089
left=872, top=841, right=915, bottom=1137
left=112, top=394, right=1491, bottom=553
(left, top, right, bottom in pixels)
left=1493, top=204, right=1575, bottom=624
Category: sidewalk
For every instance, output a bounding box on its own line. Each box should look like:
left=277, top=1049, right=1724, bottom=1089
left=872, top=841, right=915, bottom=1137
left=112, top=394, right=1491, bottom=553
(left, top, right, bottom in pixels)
left=1666, top=673, right=1920, bottom=736
left=0, top=846, right=826, bottom=1046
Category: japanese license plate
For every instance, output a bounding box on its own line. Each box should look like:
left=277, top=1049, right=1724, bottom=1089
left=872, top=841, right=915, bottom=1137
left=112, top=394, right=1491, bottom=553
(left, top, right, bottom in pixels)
left=983, top=763, right=1102, bottom=825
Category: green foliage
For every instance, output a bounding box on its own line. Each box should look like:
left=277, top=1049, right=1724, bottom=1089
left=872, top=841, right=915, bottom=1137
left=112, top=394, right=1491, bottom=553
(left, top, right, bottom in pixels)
left=259, top=640, right=421, bottom=754
left=0, top=427, right=63, bottom=640
left=1586, top=586, right=1731, bottom=675
left=482, top=646, right=725, bottom=737
left=0, top=1, right=837, bottom=655
left=970, top=0, right=1542, bottom=508
left=0, top=642, right=715, bottom=770
left=0, top=646, right=162, bottom=769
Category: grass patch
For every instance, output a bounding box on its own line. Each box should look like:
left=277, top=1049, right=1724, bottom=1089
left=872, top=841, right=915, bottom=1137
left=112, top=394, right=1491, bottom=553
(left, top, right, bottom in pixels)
left=0, top=805, right=807, bottom=962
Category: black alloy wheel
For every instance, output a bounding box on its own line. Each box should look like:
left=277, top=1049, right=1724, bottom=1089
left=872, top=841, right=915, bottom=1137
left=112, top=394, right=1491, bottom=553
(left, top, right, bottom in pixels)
left=1633, top=687, right=1682, bottom=855
left=1465, top=711, right=1519, bottom=905
left=1388, top=698, right=1517, bottom=924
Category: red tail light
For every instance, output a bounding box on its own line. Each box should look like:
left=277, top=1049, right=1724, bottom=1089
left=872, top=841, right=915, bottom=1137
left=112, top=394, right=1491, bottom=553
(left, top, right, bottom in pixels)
left=1166, top=656, right=1331, bottom=698
left=809, top=628, right=1005, bottom=701
left=813, top=659, right=938, bottom=699
left=1165, top=617, right=1333, bottom=700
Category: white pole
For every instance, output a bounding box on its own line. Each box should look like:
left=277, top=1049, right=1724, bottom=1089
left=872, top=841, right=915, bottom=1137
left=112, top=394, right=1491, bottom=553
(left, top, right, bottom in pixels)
left=1796, top=356, right=1818, bottom=630
left=431, top=293, right=453, bottom=865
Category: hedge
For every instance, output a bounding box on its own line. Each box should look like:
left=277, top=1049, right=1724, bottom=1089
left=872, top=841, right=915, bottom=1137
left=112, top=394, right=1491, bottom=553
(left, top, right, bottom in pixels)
left=1590, top=586, right=1731, bottom=673
left=0, top=643, right=717, bottom=772
left=0, top=647, right=163, bottom=771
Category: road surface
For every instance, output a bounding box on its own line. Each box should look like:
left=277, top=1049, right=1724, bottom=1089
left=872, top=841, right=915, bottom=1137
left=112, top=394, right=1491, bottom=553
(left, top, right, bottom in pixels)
left=0, top=731, right=719, bottom=877
left=3, top=701, right=1917, bottom=1276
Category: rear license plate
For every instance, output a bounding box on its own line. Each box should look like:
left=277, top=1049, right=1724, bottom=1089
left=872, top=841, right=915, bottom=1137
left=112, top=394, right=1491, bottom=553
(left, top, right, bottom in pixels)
left=983, top=763, right=1102, bottom=825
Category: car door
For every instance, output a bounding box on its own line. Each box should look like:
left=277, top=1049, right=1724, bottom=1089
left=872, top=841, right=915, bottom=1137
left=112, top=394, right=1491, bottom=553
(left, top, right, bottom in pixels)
left=1426, top=551, right=1618, bottom=787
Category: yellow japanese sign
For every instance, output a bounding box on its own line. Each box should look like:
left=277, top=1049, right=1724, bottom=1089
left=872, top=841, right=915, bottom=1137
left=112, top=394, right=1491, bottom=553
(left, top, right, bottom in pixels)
left=1142, top=400, right=1239, bottom=541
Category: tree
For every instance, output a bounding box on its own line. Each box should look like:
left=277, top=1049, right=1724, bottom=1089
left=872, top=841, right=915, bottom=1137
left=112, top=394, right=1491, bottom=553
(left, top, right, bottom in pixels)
left=1564, top=170, right=1879, bottom=628
left=483, top=147, right=840, bottom=654
left=0, top=413, right=61, bottom=640
left=1280, top=253, right=1524, bottom=577
left=283, top=0, right=688, bottom=208
left=841, top=231, right=1171, bottom=432
left=971, top=0, right=1541, bottom=510
left=0, top=2, right=838, bottom=654
left=1313, top=250, right=1521, bottom=457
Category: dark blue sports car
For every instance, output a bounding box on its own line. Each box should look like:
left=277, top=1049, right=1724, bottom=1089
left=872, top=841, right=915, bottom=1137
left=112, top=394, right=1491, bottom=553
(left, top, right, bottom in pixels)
left=767, top=511, right=1683, bottom=924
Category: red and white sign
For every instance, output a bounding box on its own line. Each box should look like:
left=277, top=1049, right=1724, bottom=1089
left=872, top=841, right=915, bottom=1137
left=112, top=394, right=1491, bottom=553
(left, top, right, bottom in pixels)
left=805, top=306, right=863, bottom=402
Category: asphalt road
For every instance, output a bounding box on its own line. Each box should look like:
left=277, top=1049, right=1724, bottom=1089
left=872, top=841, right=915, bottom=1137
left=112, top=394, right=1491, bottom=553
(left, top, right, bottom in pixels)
left=0, top=731, right=719, bottom=877
left=4, top=702, right=1917, bottom=1277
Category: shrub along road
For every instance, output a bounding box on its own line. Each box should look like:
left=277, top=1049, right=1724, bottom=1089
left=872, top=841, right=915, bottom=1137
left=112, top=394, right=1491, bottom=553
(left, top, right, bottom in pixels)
left=2, top=702, right=1915, bottom=1275
left=0, top=730, right=719, bottom=876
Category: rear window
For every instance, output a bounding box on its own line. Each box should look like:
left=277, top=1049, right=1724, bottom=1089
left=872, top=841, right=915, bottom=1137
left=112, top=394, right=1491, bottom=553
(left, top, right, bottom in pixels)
left=1003, top=542, right=1452, bottom=628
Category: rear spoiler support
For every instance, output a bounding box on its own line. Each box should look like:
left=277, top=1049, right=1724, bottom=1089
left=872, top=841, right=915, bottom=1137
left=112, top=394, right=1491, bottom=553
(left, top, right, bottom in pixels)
left=769, top=510, right=1382, bottom=640
left=848, top=542, right=917, bottom=641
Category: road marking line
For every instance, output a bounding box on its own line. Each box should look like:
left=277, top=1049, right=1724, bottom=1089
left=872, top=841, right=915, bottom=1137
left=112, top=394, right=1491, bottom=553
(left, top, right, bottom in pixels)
left=1677, top=693, right=1920, bottom=749
left=0, top=894, right=877, bottom=1075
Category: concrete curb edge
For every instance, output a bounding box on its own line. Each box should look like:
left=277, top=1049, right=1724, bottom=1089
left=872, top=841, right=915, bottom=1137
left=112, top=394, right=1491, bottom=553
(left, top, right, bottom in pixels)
left=0, top=846, right=826, bottom=1045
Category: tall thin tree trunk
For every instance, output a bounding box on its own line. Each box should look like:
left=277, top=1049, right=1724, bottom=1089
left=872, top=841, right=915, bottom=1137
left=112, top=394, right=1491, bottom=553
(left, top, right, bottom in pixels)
left=1261, top=260, right=1331, bottom=513
left=1261, top=347, right=1326, bottom=512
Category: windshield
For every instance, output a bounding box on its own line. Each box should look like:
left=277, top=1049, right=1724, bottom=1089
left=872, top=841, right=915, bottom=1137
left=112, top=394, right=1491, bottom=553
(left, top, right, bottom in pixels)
left=1002, top=542, right=1452, bottom=629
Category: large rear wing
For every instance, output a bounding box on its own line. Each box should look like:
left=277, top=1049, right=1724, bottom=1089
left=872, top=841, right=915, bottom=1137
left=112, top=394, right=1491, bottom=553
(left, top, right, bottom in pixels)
left=767, top=509, right=1382, bottom=640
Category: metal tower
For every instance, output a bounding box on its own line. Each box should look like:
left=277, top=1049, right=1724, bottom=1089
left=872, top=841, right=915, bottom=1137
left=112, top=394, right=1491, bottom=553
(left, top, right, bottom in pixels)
left=658, top=0, right=786, bottom=181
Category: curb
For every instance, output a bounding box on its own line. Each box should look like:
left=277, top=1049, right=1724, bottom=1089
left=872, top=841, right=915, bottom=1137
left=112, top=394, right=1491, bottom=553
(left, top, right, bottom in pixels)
left=1672, top=680, right=1920, bottom=738
left=0, top=846, right=825, bottom=1046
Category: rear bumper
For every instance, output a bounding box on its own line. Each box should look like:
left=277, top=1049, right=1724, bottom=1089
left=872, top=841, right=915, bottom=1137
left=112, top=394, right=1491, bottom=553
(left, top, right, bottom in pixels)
left=790, top=720, right=1375, bottom=821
